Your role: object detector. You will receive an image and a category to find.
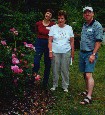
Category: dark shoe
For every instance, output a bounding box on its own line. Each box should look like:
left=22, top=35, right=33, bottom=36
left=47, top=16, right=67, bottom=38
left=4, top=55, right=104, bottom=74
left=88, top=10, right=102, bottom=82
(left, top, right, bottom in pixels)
left=80, top=96, right=92, bottom=105
left=78, top=90, right=88, bottom=97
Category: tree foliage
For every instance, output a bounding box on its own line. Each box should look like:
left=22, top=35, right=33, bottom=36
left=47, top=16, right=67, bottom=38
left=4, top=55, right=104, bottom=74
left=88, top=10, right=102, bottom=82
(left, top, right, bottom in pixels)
left=0, top=0, right=105, bottom=35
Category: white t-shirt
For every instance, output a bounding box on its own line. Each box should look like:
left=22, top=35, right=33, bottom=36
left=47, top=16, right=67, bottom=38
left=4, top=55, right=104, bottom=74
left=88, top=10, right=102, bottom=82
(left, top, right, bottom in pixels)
left=49, top=24, right=74, bottom=53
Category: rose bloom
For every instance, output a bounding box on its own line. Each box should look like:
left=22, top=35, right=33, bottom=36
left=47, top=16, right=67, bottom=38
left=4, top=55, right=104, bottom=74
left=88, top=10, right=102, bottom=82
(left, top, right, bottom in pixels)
left=11, top=65, right=23, bottom=74
left=14, top=48, right=17, bottom=51
left=12, top=57, right=20, bottom=64
left=31, top=64, right=34, bottom=67
left=23, top=42, right=35, bottom=50
left=12, top=53, right=16, bottom=58
left=35, top=75, right=41, bottom=81
left=10, top=28, right=18, bottom=36
left=1, top=40, right=7, bottom=45
left=13, top=31, right=18, bottom=36
left=0, top=65, right=3, bottom=68
left=23, top=42, right=27, bottom=45
left=11, top=65, right=19, bottom=73
left=10, top=27, right=16, bottom=32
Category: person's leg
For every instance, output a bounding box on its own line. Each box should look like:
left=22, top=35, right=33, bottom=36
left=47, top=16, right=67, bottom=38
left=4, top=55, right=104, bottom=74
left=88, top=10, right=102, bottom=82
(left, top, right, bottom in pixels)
left=51, top=53, right=61, bottom=90
left=42, top=44, right=51, bottom=88
left=78, top=77, right=88, bottom=96
left=80, top=72, right=94, bottom=104
left=61, top=51, right=70, bottom=91
left=84, top=73, right=88, bottom=93
left=80, top=52, right=97, bottom=104
left=84, top=52, right=97, bottom=97
left=85, top=72, right=94, bottom=98
left=79, top=52, right=96, bottom=93
left=78, top=52, right=88, bottom=96
left=32, top=38, right=43, bottom=75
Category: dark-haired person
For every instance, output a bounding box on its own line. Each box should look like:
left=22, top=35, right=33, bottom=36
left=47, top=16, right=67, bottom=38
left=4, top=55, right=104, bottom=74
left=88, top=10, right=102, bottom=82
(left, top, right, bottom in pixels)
left=48, top=10, right=74, bottom=92
left=79, top=6, right=103, bottom=105
left=32, top=9, right=55, bottom=89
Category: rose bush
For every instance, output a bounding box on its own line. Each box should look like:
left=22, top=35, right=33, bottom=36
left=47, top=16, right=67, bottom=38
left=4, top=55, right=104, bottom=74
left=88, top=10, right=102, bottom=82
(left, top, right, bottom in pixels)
left=0, top=9, right=43, bottom=97
left=0, top=27, right=37, bottom=97
left=0, top=28, right=55, bottom=115
left=0, top=9, right=56, bottom=115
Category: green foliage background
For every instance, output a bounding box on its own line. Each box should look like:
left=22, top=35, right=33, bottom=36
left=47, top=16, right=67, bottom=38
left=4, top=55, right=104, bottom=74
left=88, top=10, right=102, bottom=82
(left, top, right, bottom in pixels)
left=0, top=0, right=105, bottom=40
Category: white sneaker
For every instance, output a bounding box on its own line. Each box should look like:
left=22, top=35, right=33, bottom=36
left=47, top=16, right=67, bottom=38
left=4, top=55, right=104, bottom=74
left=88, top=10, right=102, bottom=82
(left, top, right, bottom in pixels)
left=50, top=87, right=56, bottom=91
left=64, top=88, right=68, bottom=92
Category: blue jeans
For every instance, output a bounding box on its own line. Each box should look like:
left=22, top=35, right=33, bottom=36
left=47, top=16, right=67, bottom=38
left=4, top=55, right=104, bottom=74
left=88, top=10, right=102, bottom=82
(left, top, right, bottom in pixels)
left=33, top=38, right=51, bottom=86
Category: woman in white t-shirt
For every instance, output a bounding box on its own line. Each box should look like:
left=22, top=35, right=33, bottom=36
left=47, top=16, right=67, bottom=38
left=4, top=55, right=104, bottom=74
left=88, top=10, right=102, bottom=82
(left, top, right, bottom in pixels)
left=48, top=10, right=74, bottom=92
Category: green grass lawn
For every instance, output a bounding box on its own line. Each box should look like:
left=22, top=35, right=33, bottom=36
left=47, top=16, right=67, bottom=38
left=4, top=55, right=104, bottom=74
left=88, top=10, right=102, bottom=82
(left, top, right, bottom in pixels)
left=46, top=45, right=105, bottom=115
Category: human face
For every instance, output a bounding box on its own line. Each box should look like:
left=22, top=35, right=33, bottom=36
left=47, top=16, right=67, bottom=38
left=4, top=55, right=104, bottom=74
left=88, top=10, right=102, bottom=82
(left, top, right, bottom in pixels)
left=83, top=10, right=94, bottom=23
left=44, top=12, right=52, bottom=21
left=58, top=15, right=66, bottom=27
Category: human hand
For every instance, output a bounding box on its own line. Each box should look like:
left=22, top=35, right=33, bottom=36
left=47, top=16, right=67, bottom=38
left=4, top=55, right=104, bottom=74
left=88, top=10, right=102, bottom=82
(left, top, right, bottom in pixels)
left=49, top=52, right=53, bottom=59
left=89, top=54, right=95, bottom=63
left=46, top=27, right=51, bottom=30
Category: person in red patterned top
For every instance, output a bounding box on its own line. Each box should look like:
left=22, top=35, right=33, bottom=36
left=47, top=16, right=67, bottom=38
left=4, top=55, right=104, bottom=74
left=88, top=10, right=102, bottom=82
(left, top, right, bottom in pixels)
left=32, top=9, right=55, bottom=89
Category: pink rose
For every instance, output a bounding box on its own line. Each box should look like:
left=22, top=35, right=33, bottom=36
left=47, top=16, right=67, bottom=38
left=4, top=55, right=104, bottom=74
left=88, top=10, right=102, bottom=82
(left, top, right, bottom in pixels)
left=12, top=57, right=20, bottom=64
left=18, top=68, right=23, bottom=73
left=0, top=65, right=3, bottom=68
left=10, top=28, right=18, bottom=36
left=23, top=42, right=35, bottom=50
left=0, top=62, right=4, bottom=68
left=11, top=65, right=23, bottom=74
left=23, top=42, right=27, bottom=45
left=13, top=31, right=18, bottom=36
left=14, top=48, right=17, bottom=51
left=31, top=64, right=34, bottom=67
left=1, top=40, right=7, bottom=45
left=11, top=65, right=19, bottom=73
left=26, top=44, right=33, bottom=48
left=12, top=53, right=16, bottom=58
left=35, top=75, right=41, bottom=81
left=10, top=27, right=16, bottom=32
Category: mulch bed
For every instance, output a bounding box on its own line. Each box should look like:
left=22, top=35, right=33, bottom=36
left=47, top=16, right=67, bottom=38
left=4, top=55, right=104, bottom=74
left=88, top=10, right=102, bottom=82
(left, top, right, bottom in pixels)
left=0, top=82, right=55, bottom=115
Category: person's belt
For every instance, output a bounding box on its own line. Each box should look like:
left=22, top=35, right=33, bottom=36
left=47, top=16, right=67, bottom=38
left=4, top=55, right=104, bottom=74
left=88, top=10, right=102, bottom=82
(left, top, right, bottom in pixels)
left=81, top=50, right=93, bottom=52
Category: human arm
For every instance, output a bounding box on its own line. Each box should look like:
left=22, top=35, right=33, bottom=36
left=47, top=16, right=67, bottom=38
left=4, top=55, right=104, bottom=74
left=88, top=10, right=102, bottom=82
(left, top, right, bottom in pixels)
left=70, top=37, right=74, bottom=60
left=48, top=36, right=53, bottom=59
left=89, top=23, right=103, bottom=63
left=89, top=42, right=101, bottom=63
